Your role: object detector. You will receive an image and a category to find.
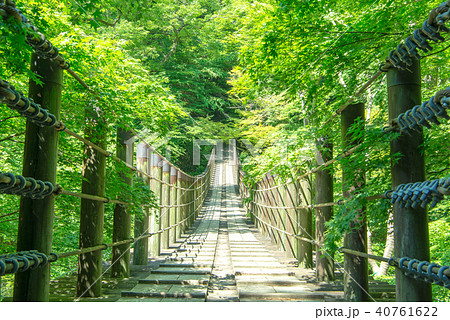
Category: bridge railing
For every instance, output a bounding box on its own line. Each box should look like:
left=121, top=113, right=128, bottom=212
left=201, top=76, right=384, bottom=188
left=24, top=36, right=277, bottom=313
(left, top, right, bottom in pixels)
left=239, top=1, right=450, bottom=302
left=0, top=0, right=215, bottom=301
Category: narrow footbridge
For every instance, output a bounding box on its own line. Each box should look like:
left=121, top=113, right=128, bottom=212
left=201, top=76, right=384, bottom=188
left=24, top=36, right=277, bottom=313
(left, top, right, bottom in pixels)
left=45, top=149, right=394, bottom=302
left=1, top=0, right=450, bottom=303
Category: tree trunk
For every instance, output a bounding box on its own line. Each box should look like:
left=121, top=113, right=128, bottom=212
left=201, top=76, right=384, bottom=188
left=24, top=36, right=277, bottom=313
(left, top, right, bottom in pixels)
left=367, top=228, right=380, bottom=274
left=378, top=209, right=395, bottom=276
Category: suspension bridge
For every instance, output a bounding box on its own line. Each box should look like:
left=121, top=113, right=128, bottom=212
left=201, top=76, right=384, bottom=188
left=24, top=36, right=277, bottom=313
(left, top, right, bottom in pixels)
left=1, top=0, right=450, bottom=303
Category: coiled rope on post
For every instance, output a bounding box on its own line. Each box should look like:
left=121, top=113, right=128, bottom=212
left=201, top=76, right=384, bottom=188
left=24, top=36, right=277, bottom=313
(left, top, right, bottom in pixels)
left=0, top=172, right=55, bottom=199
left=0, top=78, right=64, bottom=129
left=385, top=87, right=450, bottom=133
left=387, top=177, right=450, bottom=209
left=385, top=1, right=450, bottom=70
left=0, top=250, right=57, bottom=276
left=0, top=0, right=70, bottom=69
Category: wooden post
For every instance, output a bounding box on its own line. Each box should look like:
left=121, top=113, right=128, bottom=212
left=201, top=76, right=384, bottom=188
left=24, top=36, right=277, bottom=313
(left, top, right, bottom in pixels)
left=286, top=182, right=298, bottom=258
left=182, top=175, right=189, bottom=231
left=189, top=177, right=195, bottom=227
left=387, top=59, right=431, bottom=301
left=133, top=144, right=151, bottom=265
left=170, top=167, right=178, bottom=244
left=315, top=137, right=335, bottom=281
left=149, top=153, right=162, bottom=257
left=193, top=177, right=198, bottom=220
left=77, top=103, right=107, bottom=298
left=341, top=102, right=369, bottom=301
left=161, top=161, right=170, bottom=249
left=111, top=128, right=134, bottom=277
left=176, top=171, right=183, bottom=239
left=14, top=54, right=63, bottom=302
left=298, top=178, right=313, bottom=268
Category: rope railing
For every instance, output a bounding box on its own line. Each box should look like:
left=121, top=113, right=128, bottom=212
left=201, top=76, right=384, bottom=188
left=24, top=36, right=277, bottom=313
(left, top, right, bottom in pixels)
left=249, top=192, right=388, bottom=211
left=385, top=0, right=450, bottom=71
left=0, top=82, right=205, bottom=194
left=0, top=0, right=221, bottom=301
left=0, top=153, right=213, bottom=276
left=384, top=86, right=450, bottom=133
left=338, top=247, right=450, bottom=289
left=250, top=211, right=320, bottom=247
left=321, top=1, right=450, bottom=127
left=0, top=0, right=94, bottom=91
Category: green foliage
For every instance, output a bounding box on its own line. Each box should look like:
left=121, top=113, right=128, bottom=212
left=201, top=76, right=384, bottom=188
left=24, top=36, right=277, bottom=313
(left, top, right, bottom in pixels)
left=2, top=0, right=450, bottom=302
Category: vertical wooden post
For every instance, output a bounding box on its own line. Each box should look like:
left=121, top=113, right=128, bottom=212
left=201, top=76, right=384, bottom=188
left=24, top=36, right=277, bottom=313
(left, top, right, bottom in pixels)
left=341, top=102, right=369, bottom=301
left=111, top=128, right=134, bottom=277
left=193, top=177, right=198, bottom=220
left=196, top=177, right=201, bottom=217
left=387, top=59, right=431, bottom=301
left=298, top=178, right=313, bottom=268
left=150, top=153, right=162, bottom=256
left=315, top=137, right=335, bottom=281
left=189, top=177, right=195, bottom=227
left=170, top=167, right=178, bottom=244
left=133, top=144, right=151, bottom=265
left=176, top=172, right=183, bottom=239
left=14, top=54, right=63, bottom=302
left=161, top=161, right=170, bottom=249
left=286, top=182, right=298, bottom=258
left=77, top=104, right=107, bottom=298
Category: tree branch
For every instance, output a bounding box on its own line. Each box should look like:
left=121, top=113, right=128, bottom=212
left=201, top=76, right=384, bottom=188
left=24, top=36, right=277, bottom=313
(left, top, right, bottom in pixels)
left=161, top=20, right=186, bottom=65
left=86, top=8, right=123, bottom=28
left=0, top=131, right=25, bottom=143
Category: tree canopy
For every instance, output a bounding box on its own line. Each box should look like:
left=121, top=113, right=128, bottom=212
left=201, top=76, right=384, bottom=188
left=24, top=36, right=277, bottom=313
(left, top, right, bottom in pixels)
left=1, top=0, right=450, bottom=301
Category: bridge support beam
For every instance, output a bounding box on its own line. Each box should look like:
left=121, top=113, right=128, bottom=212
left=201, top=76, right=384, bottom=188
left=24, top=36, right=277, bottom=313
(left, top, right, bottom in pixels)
left=150, top=153, right=162, bottom=257
left=387, top=59, right=431, bottom=301
left=133, top=144, right=151, bottom=265
left=176, top=172, right=183, bottom=238
left=170, top=167, right=178, bottom=244
left=297, top=178, right=313, bottom=268
left=77, top=100, right=107, bottom=298
left=14, top=54, right=63, bottom=302
left=341, top=102, right=369, bottom=301
left=315, top=137, right=335, bottom=281
left=189, top=176, right=195, bottom=228
left=111, top=128, right=134, bottom=277
left=161, top=161, right=170, bottom=249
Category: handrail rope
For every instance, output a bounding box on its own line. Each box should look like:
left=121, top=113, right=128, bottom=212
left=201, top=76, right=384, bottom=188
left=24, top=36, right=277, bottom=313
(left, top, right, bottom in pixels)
left=1, top=157, right=212, bottom=205
left=0, top=77, right=215, bottom=187
left=0, top=69, right=214, bottom=193
left=256, top=176, right=291, bottom=246
left=56, top=188, right=209, bottom=260
left=250, top=209, right=321, bottom=247
left=384, top=1, right=450, bottom=71
left=249, top=145, right=360, bottom=193
left=384, top=87, right=450, bottom=133
left=249, top=192, right=387, bottom=210
left=0, top=1, right=98, bottom=94
left=0, top=1, right=70, bottom=69
left=338, top=247, right=450, bottom=289
left=319, top=1, right=450, bottom=129
left=0, top=3, right=214, bottom=182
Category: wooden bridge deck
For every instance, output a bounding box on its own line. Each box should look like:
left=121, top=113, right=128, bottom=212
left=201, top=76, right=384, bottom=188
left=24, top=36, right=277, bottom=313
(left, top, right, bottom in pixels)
left=48, top=152, right=395, bottom=302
